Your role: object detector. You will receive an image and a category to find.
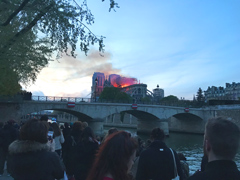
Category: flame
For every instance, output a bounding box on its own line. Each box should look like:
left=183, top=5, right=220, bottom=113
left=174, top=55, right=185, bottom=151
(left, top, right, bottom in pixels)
left=110, top=76, right=137, bottom=88
left=121, top=84, right=130, bottom=88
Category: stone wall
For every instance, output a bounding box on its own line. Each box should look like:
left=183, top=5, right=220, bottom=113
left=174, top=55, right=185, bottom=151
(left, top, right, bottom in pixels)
left=215, top=109, right=240, bottom=127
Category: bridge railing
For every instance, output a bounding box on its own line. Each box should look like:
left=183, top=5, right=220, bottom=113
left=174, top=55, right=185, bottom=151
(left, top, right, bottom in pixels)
left=23, top=96, right=208, bottom=108
left=31, top=96, right=91, bottom=103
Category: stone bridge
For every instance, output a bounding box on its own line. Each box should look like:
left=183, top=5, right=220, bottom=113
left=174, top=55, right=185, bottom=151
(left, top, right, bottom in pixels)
left=1, top=98, right=240, bottom=135
left=0, top=100, right=220, bottom=135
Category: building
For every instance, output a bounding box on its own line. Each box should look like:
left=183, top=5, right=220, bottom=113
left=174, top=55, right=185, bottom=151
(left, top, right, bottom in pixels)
left=204, top=82, right=240, bottom=101
left=122, top=84, right=149, bottom=102
left=225, top=82, right=240, bottom=100
left=204, top=86, right=225, bottom=101
left=153, top=85, right=164, bottom=101
left=91, top=72, right=105, bottom=100
left=91, top=72, right=164, bottom=102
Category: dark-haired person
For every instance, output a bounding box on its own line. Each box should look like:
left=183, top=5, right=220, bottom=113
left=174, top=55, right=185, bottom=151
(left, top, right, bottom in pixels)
left=187, top=117, right=240, bottom=180
left=136, top=127, right=183, bottom=180
left=52, top=122, right=65, bottom=157
left=74, top=127, right=99, bottom=180
left=40, top=115, right=48, bottom=122
left=63, top=121, right=83, bottom=179
left=86, top=131, right=138, bottom=180
left=62, top=122, right=71, bottom=139
left=102, top=127, right=118, bottom=143
left=0, top=120, right=18, bottom=176
left=62, top=122, right=71, bottom=158
left=7, top=119, right=64, bottom=180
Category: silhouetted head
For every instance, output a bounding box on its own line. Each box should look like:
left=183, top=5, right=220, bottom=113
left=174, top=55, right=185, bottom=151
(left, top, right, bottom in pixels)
left=108, top=127, right=118, bottom=135
left=20, top=119, right=48, bottom=143
left=151, top=127, right=165, bottom=141
left=51, top=122, right=61, bottom=137
left=7, top=119, right=16, bottom=125
left=81, top=126, right=95, bottom=142
left=204, top=117, right=240, bottom=160
left=82, top=121, right=88, bottom=129
left=40, top=115, right=48, bottom=122
left=64, top=122, right=69, bottom=128
left=178, top=153, right=187, bottom=161
left=72, top=121, right=83, bottom=132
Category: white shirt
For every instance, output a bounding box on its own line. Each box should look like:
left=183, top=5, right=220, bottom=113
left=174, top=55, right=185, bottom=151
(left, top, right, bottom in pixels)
left=54, top=132, right=65, bottom=150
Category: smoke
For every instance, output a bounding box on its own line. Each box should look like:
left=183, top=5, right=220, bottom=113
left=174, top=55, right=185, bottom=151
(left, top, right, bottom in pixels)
left=58, top=50, right=121, bottom=81
left=26, top=49, right=136, bottom=97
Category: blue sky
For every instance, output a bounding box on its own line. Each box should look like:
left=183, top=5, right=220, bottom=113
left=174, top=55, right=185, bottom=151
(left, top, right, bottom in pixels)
left=26, top=0, right=240, bottom=100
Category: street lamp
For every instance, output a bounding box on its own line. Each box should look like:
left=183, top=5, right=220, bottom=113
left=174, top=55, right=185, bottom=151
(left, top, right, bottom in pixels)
left=95, top=78, right=98, bottom=102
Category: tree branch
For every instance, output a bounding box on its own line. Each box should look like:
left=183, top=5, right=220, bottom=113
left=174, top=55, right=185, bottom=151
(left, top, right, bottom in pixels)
left=1, top=3, right=54, bottom=53
left=0, top=0, right=10, bottom=4
left=1, top=0, right=31, bottom=26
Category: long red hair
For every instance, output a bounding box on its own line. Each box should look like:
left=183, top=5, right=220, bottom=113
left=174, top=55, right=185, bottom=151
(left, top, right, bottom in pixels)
left=86, top=131, right=137, bottom=180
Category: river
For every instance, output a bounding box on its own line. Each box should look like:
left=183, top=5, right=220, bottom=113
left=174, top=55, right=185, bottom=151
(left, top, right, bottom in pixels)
left=103, top=127, right=240, bottom=175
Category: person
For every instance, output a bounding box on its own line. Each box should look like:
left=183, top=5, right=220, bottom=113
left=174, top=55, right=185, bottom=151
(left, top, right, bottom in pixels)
left=86, top=131, right=138, bottom=180
left=63, top=121, right=83, bottom=179
left=136, top=127, right=183, bottom=180
left=102, top=127, right=118, bottom=143
left=74, top=127, right=99, bottom=180
left=40, top=115, right=49, bottom=122
left=107, top=127, right=118, bottom=135
left=52, top=122, right=65, bottom=157
left=82, top=121, right=88, bottom=129
left=7, top=119, right=64, bottom=180
left=178, top=153, right=189, bottom=180
left=62, top=122, right=71, bottom=139
left=187, top=117, right=240, bottom=180
left=62, top=122, right=71, bottom=158
left=0, top=120, right=18, bottom=176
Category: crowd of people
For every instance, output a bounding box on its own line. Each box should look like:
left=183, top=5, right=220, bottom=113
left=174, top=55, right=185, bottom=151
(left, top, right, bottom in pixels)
left=0, top=116, right=239, bottom=180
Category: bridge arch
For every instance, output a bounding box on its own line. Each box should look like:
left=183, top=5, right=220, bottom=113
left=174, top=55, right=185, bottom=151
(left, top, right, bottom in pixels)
left=169, top=112, right=205, bottom=134
left=21, top=107, right=93, bottom=122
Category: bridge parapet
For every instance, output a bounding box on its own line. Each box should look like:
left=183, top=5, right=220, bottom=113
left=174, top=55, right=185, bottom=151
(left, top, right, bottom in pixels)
left=29, top=96, right=204, bottom=108
left=31, top=96, right=91, bottom=103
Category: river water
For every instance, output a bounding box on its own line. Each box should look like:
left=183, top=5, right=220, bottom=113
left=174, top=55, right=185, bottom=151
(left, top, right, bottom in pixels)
left=103, top=127, right=240, bottom=175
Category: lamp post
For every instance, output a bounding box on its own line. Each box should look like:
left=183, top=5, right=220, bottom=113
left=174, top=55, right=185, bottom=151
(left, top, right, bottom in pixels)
left=95, top=78, right=98, bottom=102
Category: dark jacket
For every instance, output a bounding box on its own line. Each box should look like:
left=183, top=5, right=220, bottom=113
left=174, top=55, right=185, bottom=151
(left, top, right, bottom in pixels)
left=74, top=140, right=99, bottom=180
left=187, top=160, right=240, bottom=180
left=63, top=130, right=82, bottom=175
left=136, top=140, right=183, bottom=180
left=62, top=127, right=71, bottom=140
left=1, top=124, right=18, bottom=151
left=7, top=140, right=64, bottom=180
left=0, top=127, right=4, bottom=147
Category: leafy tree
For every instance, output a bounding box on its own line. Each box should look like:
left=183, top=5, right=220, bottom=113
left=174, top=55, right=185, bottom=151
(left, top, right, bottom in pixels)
left=0, top=0, right=118, bottom=94
left=99, top=87, right=119, bottom=100
left=0, top=68, right=21, bottom=95
left=196, top=88, right=204, bottom=102
left=115, top=92, right=132, bottom=101
left=160, top=95, right=179, bottom=102
left=141, top=96, right=151, bottom=103
left=99, top=87, right=131, bottom=102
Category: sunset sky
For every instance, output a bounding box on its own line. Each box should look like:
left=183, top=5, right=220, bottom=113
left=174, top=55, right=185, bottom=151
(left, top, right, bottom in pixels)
left=25, top=0, right=240, bottom=100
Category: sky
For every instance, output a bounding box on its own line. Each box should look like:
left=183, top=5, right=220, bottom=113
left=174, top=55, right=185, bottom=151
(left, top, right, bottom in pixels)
left=25, top=0, right=240, bottom=100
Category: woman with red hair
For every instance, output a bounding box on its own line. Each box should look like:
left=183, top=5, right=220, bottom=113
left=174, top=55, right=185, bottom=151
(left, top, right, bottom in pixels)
left=86, top=131, right=137, bottom=180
